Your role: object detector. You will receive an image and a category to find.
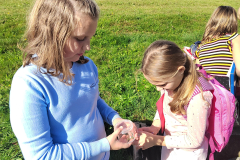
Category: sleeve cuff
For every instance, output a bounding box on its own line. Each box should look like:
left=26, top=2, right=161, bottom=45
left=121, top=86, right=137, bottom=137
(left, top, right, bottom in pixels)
left=164, top=135, right=174, bottom=149
left=79, top=138, right=110, bottom=159
left=109, top=113, right=121, bottom=125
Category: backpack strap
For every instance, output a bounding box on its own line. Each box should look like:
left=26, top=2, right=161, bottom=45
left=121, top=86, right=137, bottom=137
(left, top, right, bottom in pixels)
left=196, top=64, right=225, bottom=88
left=206, top=131, right=215, bottom=160
left=156, top=94, right=165, bottom=134
left=188, top=76, right=214, bottom=104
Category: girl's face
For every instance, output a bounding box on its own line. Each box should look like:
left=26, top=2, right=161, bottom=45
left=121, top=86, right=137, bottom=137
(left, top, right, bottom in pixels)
left=63, top=13, right=98, bottom=66
left=144, top=66, right=185, bottom=96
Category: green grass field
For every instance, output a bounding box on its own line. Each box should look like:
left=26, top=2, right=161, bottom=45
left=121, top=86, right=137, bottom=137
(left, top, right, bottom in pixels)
left=0, top=0, right=240, bottom=159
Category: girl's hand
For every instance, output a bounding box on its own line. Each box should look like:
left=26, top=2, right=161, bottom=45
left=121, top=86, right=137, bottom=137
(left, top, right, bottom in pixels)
left=138, top=119, right=161, bottom=135
left=112, top=118, right=123, bottom=127
left=135, top=131, right=157, bottom=150
left=138, top=125, right=160, bottom=135
left=132, top=122, right=139, bottom=140
left=113, top=118, right=138, bottom=141
left=106, top=126, right=133, bottom=150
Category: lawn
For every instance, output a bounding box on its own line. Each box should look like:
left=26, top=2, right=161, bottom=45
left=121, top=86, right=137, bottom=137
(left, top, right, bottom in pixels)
left=0, top=0, right=240, bottom=159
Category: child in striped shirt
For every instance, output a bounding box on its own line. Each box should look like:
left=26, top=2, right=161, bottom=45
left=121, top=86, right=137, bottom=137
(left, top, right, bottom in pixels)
left=196, top=6, right=240, bottom=90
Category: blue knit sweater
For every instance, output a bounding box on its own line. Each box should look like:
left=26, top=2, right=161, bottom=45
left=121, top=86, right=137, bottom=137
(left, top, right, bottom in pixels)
left=9, top=58, right=121, bottom=160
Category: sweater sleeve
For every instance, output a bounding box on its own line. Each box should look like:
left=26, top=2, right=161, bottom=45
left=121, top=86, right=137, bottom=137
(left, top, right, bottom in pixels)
left=165, top=91, right=213, bottom=149
left=97, top=97, right=121, bottom=125
left=90, top=58, right=121, bottom=125
left=9, top=75, right=110, bottom=160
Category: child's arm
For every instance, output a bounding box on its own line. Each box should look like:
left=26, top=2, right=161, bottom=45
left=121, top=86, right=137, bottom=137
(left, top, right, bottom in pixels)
left=10, top=76, right=113, bottom=159
left=135, top=114, right=162, bottom=150
left=138, top=119, right=161, bottom=135
left=164, top=91, right=213, bottom=149
left=97, top=97, right=121, bottom=125
left=136, top=131, right=166, bottom=150
left=232, top=35, right=240, bottom=78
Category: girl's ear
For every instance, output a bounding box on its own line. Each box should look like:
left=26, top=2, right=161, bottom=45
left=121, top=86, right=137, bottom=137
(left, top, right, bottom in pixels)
left=178, top=66, right=185, bottom=74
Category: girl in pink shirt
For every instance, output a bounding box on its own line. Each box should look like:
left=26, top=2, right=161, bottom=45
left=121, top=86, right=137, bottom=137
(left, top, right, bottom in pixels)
left=135, top=40, right=213, bottom=160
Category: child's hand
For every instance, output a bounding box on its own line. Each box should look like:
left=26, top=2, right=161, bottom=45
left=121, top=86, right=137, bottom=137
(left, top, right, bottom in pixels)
left=113, top=118, right=138, bottom=141
left=138, top=125, right=160, bottom=135
left=135, top=131, right=156, bottom=150
left=106, top=126, right=133, bottom=150
left=132, top=122, right=139, bottom=140
left=112, top=118, right=124, bottom=126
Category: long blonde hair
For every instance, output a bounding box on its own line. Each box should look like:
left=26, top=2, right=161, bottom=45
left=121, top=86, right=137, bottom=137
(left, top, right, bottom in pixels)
left=20, top=0, right=100, bottom=85
left=201, top=6, right=238, bottom=45
left=141, top=40, right=202, bottom=114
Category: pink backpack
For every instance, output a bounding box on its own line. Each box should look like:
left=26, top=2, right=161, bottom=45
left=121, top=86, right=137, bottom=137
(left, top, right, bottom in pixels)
left=157, top=64, right=236, bottom=160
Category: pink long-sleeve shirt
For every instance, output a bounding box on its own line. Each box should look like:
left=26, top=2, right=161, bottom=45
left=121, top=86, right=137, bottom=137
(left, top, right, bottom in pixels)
left=154, top=90, right=213, bottom=150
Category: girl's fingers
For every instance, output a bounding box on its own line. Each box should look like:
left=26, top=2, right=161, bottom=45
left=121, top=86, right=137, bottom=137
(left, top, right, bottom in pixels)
left=132, top=139, right=139, bottom=146
left=114, top=126, right=123, bottom=136
left=134, top=132, right=139, bottom=140
left=138, top=127, right=153, bottom=133
left=133, top=125, right=139, bottom=140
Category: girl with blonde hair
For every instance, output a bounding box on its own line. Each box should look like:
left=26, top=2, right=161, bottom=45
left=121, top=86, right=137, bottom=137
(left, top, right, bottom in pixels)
left=135, top=40, right=213, bottom=160
left=9, top=0, right=137, bottom=159
left=196, top=6, right=240, bottom=90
